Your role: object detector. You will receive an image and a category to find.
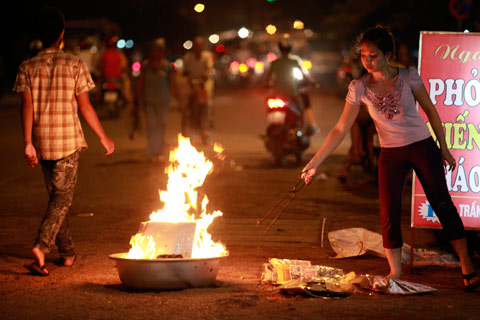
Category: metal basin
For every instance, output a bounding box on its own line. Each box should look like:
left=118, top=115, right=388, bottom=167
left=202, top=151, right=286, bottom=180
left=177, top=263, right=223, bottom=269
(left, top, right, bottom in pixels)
left=109, top=253, right=227, bottom=290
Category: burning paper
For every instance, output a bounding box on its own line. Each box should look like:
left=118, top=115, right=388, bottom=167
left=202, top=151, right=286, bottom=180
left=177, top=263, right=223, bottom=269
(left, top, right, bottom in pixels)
left=125, top=135, right=228, bottom=259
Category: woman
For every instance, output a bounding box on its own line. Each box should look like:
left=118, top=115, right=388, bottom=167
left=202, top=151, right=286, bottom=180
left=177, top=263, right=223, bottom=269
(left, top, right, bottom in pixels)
left=302, top=26, right=479, bottom=290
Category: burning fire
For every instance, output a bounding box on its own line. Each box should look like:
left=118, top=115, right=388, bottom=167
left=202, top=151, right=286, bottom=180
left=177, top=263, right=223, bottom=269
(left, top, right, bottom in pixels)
left=125, top=135, right=228, bottom=259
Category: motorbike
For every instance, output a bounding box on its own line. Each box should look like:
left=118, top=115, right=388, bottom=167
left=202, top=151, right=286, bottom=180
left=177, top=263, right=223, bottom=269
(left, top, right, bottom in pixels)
left=263, top=92, right=310, bottom=166
left=100, top=77, right=124, bottom=119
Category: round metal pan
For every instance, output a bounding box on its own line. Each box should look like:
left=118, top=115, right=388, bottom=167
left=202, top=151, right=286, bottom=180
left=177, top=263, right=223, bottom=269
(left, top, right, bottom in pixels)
left=109, top=253, right=227, bottom=290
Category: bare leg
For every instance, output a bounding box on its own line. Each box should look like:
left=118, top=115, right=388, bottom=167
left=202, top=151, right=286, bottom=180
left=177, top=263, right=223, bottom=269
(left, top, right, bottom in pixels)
left=384, top=247, right=403, bottom=279
left=450, top=238, right=475, bottom=274
left=32, top=246, right=48, bottom=270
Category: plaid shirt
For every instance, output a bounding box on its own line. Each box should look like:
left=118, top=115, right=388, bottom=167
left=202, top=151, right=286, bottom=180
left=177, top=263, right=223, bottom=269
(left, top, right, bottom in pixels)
left=13, top=49, right=95, bottom=160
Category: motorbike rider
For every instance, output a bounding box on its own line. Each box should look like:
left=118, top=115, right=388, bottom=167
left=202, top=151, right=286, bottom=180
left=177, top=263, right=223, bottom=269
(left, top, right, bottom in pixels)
left=264, top=38, right=318, bottom=135
left=182, top=36, right=215, bottom=145
left=97, top=35, right=132, bottom=103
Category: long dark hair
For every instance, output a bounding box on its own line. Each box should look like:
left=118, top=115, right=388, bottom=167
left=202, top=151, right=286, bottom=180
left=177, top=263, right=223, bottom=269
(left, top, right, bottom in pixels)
left=355, top=25, right=396, bottom=59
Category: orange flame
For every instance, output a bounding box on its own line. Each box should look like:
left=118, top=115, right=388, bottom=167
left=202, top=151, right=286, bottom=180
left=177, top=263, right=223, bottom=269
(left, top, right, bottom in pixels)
left=126, top=135, right=228, bottom=259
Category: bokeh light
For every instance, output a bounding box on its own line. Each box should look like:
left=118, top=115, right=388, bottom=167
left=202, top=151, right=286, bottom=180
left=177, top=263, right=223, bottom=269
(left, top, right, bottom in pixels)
left=209, top=34, right=220, bottom=44
left=175, top=58, right=184, bottom=70
left=239, top=63, right=248, bottom=73
left=238, top=27, right=249, bottom=39
left=125, top=39, right=134, bottom=49
left=304, top=29, right=314, bottom=38
left=194, top=3, right=205, bottom=13
left=266, top=52, right=277, bottom=63
left=117, top=39, right=126, bottom=49
left=131, top=61, right=141, bottom=77
left=183, top=40, right=193, bottom=50
left=266, top=24, right=277, bottom=35
left=302, top=60, right=312, bottom=70
left=293, top=20, right=304, bottom=30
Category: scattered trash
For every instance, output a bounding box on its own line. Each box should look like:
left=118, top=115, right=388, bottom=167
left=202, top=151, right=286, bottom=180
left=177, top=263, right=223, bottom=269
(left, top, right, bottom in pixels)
left=261, top=258, right=358, bottom=298
left=328, top=227, right=460, bottom=267
left=261, top=258, right=344, bottom=284
left=77, top=213, right=94, bottom=217
left=357, top=274, right=437, bottom=295
left=261, top=258, right=437, bottom=297
left=316, top=172, right=328, bottom=180
left=401, top=243, right=460, bottom=268
left=279, top=278, right=354, bottom=298
left=328, top=227, right=384, bottom=258
left=320, top=218, right=327, bottom=248
left=229, top=159, right=243, bottom=171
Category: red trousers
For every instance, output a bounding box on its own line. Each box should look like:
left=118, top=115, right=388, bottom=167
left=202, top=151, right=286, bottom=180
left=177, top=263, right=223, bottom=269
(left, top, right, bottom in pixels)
left=378, top=137, right=465, bottom=249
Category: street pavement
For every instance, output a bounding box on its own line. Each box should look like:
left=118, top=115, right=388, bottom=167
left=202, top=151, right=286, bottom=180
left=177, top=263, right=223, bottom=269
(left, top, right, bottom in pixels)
left=1, top=88, right=479, bottom=320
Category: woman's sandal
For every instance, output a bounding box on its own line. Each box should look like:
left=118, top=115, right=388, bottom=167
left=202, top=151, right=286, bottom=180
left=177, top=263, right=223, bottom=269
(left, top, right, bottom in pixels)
left=463, top=272, right=480, bottom=292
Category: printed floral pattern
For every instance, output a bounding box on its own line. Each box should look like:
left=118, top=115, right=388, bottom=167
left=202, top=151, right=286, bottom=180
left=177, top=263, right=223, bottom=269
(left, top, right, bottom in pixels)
left=366, top=79, right=402, bottom=119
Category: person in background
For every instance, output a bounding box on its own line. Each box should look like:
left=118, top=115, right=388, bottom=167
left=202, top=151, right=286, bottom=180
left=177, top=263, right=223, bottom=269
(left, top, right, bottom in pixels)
left=301, top=25, right=479, bottom=291
left=133, top=38, right=180, bottom=163
left=182, top=36, right=214, bottom=144
left=77, top=37, right=99, bottom=80
left=98, top=35, right=132, bottom=103
left=265, top=39, right=318, bottom=135
left=13, top=6, right=114, bottom=276
left=337, top=47, right=375, bottom=183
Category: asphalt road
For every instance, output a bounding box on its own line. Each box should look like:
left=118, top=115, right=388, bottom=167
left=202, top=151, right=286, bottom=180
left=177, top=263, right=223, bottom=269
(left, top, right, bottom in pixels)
left=1, top=87, right=479, bottom=320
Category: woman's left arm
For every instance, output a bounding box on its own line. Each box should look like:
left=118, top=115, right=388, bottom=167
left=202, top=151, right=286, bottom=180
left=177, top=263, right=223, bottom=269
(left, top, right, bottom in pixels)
left=414, top=85, right=456, bottom=170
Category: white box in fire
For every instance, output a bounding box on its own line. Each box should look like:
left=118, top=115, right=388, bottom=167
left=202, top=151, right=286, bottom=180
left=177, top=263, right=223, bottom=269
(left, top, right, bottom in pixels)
left=138, top=221, right=197, bottom=258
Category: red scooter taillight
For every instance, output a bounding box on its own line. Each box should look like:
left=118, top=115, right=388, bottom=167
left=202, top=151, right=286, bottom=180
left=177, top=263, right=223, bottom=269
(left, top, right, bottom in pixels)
left=267, top=98, right=286, bottom=109
left=106, top=81, right=117, bottom=90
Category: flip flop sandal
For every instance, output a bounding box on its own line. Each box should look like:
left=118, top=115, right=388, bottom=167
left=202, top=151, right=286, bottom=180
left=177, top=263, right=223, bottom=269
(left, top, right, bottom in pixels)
left=24, top=262, right=49, bottom=276
left=463, top=272, right=480, bottom=292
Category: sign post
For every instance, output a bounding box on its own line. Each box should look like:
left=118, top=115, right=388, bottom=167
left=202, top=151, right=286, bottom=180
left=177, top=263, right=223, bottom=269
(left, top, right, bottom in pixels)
left=413, top=31, right=480, bottom=231
left=409, top=31, right=480, bottom=271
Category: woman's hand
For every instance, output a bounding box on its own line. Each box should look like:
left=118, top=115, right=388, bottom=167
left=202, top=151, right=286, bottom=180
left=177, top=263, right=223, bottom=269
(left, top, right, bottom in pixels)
left=441, top=148, right=456, bottom=171
left=301, top=165, right=317, bottom=185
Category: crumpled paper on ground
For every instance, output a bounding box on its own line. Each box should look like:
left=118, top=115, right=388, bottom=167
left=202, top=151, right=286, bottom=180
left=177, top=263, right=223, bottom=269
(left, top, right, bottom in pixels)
left=261, top=258, right=359, bottom=297
left=328, top=228, right=384, bottom=258
left=357, top=274, right=437, bottom=295
left=261, top=258, right=436, bottom=296
left=401, top=243, right=460, bottom=267
left=328, top=227, right=460, bottom=267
